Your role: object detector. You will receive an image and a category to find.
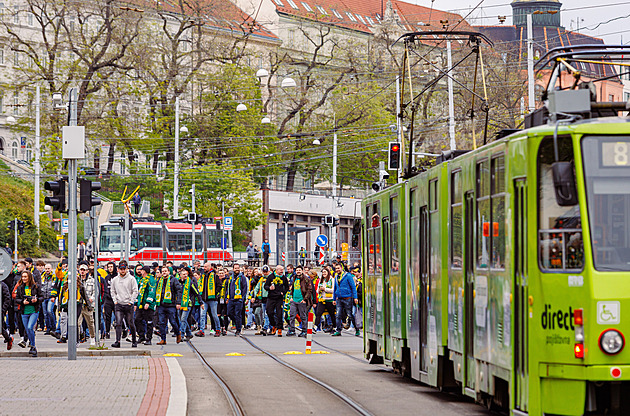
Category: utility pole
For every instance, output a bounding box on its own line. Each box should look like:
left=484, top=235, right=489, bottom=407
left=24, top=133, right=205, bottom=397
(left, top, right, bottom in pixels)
left=124, top=207, right=130, bottom=263
left=13, top=218, right=17, bottom=262
left=191, top=183, right=195, bottom=265
left=67, top=87, right=79, bottom=361
left=174, top=97, right=180, bottom=219
left=284, top=213, right=289, bottom=269
left=447, top=41, right=456, bottom=150
left=221, top=201, right=225, bottom=266
left=331, top=122, right=338, bottom=256
left=34, top=85, right=41, bottom=245
left=527, top=14, right=536, bottom=112
left=90, top=206, right=99, bottom=345
left=395, top=76, right=403, bottom=183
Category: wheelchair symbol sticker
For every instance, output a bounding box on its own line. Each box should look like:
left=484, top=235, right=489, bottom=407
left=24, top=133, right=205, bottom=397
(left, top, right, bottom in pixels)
left=597, top=301, right=620, bottom=325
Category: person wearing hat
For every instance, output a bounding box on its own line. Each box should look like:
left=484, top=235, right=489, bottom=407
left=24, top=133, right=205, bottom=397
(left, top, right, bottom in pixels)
left=135, top=265, right=156, bottom=345
left=110, top=260, right=139, bottom=348
left=196, top=262, right=221, bottom=337
left=78, top=262, right=97, bottom=346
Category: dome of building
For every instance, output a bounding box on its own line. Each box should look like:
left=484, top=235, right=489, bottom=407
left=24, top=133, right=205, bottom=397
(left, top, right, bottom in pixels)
left=512, top=0, right=562, bottom=28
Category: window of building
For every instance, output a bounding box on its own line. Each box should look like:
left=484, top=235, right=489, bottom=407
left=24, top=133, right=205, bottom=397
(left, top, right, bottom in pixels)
left=316, top=5, right=328, bottom=15
left=12, top=96, right=18, bottom=115
left=356, top=14, right=366, bottom=24
left=13, top=6, right=18, bottom=24
left=365, top=16, right=375, bottom=25
left=27, top=11, right=33, bottom=26
left=538, top=136, right=583, bottom=271
left=331, top=8, right=342, bottom=19
left=625, top=92, right=630, bottom=102
left=272, top=0, right=285, bottom=5
left=0, top=49, right=4, bottom=65
left=450, top=170, right=463, bottom=268
left=0, top=96, right=3, bottom=113
left=25, top=143, right=31, bottom=160
left=13, top=51, right=18, bottom=66
left=286, top=0, right=299, bottom=9
left=11, top=141, right=17, bottom=158
left=345, top=12, right=357, bottom=22
left=301, top=2, right=313, bottom=12
left=609, top=94, right=615, bottom=101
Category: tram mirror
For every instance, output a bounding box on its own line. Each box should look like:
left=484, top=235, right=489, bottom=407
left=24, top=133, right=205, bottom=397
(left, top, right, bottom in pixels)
left=552, top=161, right=579, bottom=206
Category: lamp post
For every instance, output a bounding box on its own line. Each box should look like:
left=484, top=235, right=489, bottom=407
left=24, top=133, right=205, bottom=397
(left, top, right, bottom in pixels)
left=173, top=98, right=188, bottom=219
left=34, top=86, right=41, bottom=244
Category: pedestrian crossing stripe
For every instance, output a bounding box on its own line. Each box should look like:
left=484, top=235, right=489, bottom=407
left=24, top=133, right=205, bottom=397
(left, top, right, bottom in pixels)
left=163, top=353, right=183, bottom=357
left=311, top=351, right=330, bottom=354
left=283, top=351, right=303, bottom=355
left=226, top=352, right=245, bottom=356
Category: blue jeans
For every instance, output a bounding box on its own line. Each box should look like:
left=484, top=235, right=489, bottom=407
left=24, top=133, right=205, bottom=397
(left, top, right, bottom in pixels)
left=200, top=300, right=220, bottom=333
left=335, top=298, right=358, bottom=332
left=179, top=308, right=192, bottom=337
left=227, top=299, right=243, bottom=332
left=262, top=302, right=269, bottom=330
left=42, top=299, right=56, bottom=331
left=158, top=306, right=180, bottom=341
left=21, top=312, right=38, bottom=347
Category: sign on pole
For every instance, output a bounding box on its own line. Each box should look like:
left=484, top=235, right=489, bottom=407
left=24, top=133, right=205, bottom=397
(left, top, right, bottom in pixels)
left=315, top=234, right=328, bottom=248
left=223, top=216, right=233, bottom=231
left=61, top=218, right=69, bottom=234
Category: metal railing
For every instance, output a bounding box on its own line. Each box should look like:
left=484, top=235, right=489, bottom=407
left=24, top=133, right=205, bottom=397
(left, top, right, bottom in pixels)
left=230, top=250, right=362, bottom=268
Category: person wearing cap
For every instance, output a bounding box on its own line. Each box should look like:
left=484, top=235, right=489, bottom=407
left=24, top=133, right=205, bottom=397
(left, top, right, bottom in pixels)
left=135, top=265, right=156, bottom=345
left=286, top=265, right=313, bottom=337
left=156, top=265, right=182, bottom=345
left=110, top=260, right=139, bottom=348
left=226, top=263, right=248, bottom=336
left=196, top=262, right=220, bottom=337
left=78, top=262, right=97, bottom=346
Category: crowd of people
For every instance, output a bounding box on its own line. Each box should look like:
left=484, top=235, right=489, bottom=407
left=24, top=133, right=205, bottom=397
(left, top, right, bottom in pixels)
left=0, top=254, right=363, bottom=357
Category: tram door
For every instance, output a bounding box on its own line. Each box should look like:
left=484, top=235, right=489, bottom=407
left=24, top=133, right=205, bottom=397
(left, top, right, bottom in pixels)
left=464, top=192, right=475, bottom=390
left=382, top=217, right=391, bottom=359
left=419, top=206, right=429, bottom=374
left=514, top=180, right=529, bottom=412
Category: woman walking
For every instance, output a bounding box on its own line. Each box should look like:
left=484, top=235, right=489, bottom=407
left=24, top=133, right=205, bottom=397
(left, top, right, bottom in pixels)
left=15, top=270, right=42, bottom=357
left=314, top=266, right=336, bottom=333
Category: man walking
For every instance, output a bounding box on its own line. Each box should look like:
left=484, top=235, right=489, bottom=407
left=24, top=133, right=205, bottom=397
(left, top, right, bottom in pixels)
left=287, top=265, right=312, bottom=337
left=78, top=263, right=97, bottom=346
left=332, top=263, right=360, bottom=337
left=246, top=242, right=255, bottom=267
left=156, top=266, right=182, bottom=345
left=227, top=263, right=248, bottom=336
left=264, top=265, right=288, bottom=337
left=196, top=262, right=220, bottom=337
left=262, top=239, right=270, bottom=265
left=135, top=266, right=156, bottom=345
left=110, top=261, right=139, bottom=348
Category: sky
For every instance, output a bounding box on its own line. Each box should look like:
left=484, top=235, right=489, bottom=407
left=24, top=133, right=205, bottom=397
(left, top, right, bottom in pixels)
left=410, top=0, right=630, bottom=44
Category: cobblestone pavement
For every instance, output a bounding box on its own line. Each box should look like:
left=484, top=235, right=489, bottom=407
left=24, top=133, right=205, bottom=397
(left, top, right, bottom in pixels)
left=0, top=357, right=149, bottom=416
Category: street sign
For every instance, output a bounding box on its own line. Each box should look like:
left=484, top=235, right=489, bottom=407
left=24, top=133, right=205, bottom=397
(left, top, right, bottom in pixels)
left=221, top=237, right=228, bottom=250
left=58, top=237, right=65, bottom=251
left=61, top=218, right=69, bottom=234
left=316, top=234, right=328, bottom=247
left=318, top=247, right=325, bottom=265
left=224, top=216, right=233, bottom=230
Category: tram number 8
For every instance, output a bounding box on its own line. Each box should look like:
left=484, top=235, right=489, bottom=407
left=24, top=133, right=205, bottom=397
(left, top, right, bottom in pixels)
left=614, top=142, right=628, bottom=166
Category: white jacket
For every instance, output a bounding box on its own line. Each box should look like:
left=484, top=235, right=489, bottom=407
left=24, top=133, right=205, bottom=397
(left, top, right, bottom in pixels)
left=110, top=272, right=138, bottom=305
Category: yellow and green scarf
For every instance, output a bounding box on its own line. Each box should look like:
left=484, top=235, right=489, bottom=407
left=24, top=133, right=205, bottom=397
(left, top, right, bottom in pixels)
left=180, top=277, right=191, bottom=310
left=156, top=276, right=172, bottom=304
left=201, top=271, right=216, bottom=299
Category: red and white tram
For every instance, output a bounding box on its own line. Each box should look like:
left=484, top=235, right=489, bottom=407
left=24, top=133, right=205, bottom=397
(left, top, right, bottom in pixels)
left=97, top=220, right=233, bottom=264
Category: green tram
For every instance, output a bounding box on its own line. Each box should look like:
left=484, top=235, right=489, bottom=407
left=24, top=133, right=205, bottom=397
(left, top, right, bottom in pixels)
left=361, top=46, right=630, bottom=415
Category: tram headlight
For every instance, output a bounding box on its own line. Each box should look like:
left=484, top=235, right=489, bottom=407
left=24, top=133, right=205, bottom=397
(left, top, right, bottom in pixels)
left=599, top=329, right=625, bottom=355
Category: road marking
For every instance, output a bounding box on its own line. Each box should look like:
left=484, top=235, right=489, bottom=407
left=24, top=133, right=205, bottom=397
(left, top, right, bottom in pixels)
left=284, top=351, right=303, bottom=355
left=226, top=352, right=245, bottom=356
left=163, top=353, right=183, bottom=357
left=165, top=357, right=187, bottom=416
left=311, top=351, right=330, bottom=354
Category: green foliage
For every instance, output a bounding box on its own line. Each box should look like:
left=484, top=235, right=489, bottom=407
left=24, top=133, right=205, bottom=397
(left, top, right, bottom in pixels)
left=0, top=174, right=57, bottom=257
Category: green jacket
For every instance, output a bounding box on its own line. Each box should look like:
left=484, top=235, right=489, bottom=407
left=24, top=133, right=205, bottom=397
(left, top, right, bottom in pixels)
left=137, top=274, right=157, bottom=310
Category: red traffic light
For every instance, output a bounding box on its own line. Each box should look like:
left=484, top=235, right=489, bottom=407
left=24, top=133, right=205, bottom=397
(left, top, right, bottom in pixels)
left=391, top=144, right=399, bottom=152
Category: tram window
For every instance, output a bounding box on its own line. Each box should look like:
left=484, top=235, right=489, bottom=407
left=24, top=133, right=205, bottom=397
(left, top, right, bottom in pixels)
left=132, top=229, right=161, bottom=250
left=451, top=171, right=463, bottom=268
left=491, top=156, right=506, bottom=269
left=477, top=159, right=490, bottom=268
left=429, top=179, right=438, bottom=212
left=374, top=201, right=382, bottom=274
left=538, top=136, right=583, bottom=271
left=168, top=232, right=202, bottom=252
left=410, top=189, right=420, bottom=282
left=390, top=195, right=400, bottom=274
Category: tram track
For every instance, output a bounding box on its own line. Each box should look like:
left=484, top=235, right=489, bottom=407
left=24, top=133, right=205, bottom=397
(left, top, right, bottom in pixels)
left=187, top=339, right=245, bottom=416
left=188, top=333, right=373, bottom=416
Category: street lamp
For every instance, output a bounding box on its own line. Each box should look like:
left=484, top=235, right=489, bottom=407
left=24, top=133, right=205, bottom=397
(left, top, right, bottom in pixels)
left=312, top=138, right=321, bottom=145
left=180, top=125, right=188, bottom=134
left=6, top=115, right=16, bottom=124
left=261, top=116, right=271, bottom=124
left=281, top=77, right=297, bottom=88
left=236, top=103, right=247, bottom=112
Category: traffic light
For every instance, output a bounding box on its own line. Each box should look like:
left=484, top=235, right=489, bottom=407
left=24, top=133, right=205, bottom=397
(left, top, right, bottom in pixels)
left=7, top=220, right=14, bottom=230
left=16, top=220, right=24, bottom=235
left=79, top=179, right=101, bottom=213
left=388, top=142, right=401, bottom=171
left=215, top=219, right=222, bottom=230
left=44, top=179, right=67, bottom=212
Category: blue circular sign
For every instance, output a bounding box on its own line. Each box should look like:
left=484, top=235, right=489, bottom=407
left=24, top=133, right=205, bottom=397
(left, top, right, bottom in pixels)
left=316, top=234, right=328, bottom=247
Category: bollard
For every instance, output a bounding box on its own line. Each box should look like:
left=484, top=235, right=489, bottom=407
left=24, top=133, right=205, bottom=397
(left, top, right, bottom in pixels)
left=305, top=310, right=314, bottom=354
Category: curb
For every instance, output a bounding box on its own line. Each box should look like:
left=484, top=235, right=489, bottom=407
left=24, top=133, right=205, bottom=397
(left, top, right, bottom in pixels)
left=0, top=350, right=152, bottom=358
left=165, top=357, right=187, bottom=416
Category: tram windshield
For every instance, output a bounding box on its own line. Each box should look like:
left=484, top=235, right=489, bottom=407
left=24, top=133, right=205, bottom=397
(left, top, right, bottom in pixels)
left=99, top=225, right=122, bottom=252
left=582, top=135, right=630, bottom=271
